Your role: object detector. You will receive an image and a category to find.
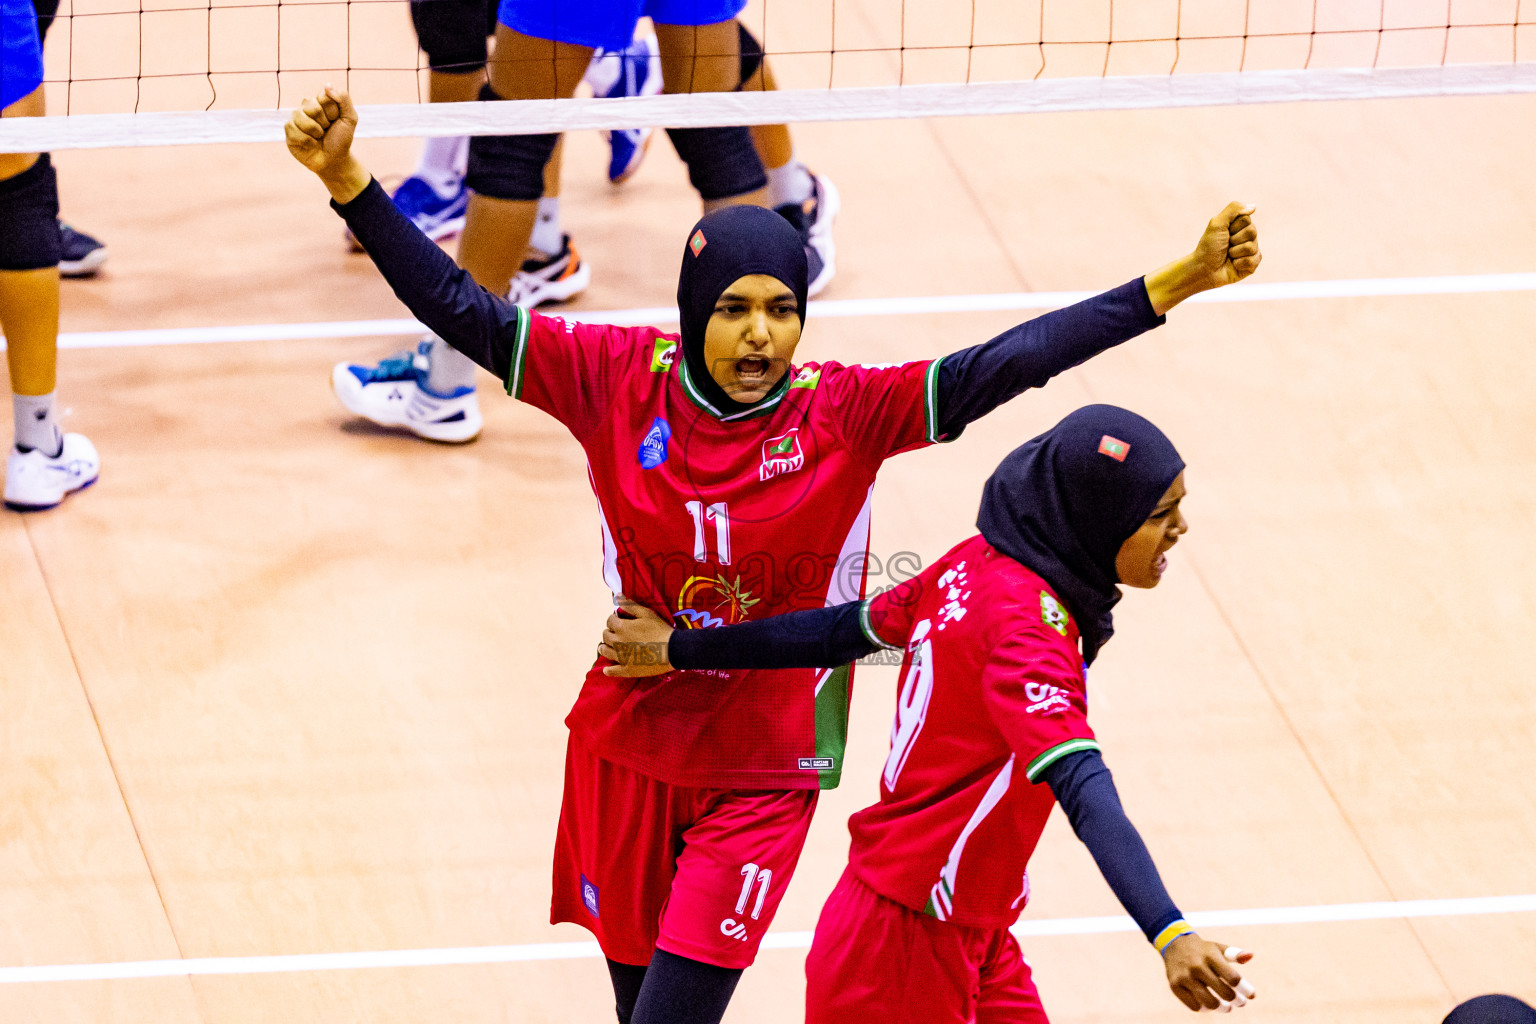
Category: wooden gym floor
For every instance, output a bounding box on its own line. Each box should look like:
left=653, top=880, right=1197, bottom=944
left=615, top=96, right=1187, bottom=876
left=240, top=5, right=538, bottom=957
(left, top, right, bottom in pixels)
left=4, top=3, right=1536, bottom=1021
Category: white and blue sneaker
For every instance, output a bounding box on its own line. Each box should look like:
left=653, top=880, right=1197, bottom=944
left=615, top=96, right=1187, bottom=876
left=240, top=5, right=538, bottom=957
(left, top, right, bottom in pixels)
left=5, top=433, right=100, bottom=511
left=347, top=175, right=469, bottom=250
left=774, top=171, right=841, bottom=296
left=330, top=340, right=483, bottom=443
left=585, top=32, right=662, bottom=184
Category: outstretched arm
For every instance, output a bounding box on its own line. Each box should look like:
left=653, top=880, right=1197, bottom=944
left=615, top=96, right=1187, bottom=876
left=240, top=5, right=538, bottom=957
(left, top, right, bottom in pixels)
left=597, top=598, right=880, bottom=677
left=934, top=203, right=1261, bottom=439
left=285, top=87, right=521, bottom=379
left=1042, top=750, right=1258, bottom=1013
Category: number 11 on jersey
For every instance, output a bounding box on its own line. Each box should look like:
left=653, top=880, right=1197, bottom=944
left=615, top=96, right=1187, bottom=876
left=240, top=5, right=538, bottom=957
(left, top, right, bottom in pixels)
left=686, top=501, right=732, bottom=565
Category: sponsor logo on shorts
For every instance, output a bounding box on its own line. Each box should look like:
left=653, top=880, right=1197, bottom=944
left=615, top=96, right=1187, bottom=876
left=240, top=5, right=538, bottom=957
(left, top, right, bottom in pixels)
left=759, top=427, right=805, bottom=481
left=580, top=874, right=599, bottom=918
left=719, top=918, right=749, bottom=941
left=638, top=416, right=671, bottom=469
left=798, top=757, right=834, bottom=770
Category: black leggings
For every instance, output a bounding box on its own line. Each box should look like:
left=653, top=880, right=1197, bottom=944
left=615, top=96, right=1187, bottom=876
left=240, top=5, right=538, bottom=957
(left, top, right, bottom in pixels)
left=607, top=950, right=743, bottom=1024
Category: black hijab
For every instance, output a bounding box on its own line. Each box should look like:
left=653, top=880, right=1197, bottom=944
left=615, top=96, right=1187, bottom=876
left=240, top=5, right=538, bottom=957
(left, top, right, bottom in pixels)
left=675, top=205, right=808, bottom=414
left=1444, top=996, right=1536, bottom=1024
left=976, top=405, right=1184, bottom=665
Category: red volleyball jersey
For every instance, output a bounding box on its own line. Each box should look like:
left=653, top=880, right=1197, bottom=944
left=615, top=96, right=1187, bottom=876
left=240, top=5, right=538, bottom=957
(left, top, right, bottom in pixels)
left=506, top=307, right=945, bottom=790
left=851, top=534, right=1099, bottom=929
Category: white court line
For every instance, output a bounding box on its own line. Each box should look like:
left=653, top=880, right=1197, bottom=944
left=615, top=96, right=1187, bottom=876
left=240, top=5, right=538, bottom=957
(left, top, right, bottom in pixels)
left=3, top=271, right=1531, bottom=353
left=2, top=893, right=1533, bottom=983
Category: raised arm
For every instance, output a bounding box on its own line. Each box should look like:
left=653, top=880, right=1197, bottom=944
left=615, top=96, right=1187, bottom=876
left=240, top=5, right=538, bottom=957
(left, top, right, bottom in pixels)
left=596, top=598, right=880, bottom=677
left=934, top=203, right=1261, bottom=439
left=1041, top=750, right=1258, bottom=1013
left=285, top=87, right=521, bottom=379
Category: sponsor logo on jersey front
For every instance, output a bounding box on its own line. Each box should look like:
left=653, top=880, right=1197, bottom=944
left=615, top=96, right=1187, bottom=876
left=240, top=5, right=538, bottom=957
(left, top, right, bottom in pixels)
left=638, top=416, right=671, bottom=469
left=719, top=918, right=749, bottom=941
left=1024, top=681, right=1073, bottom=716
left=674, top=574, right=760, bottom=629
left=1040, top=592, right=1070, bottom=635
left=759, top=428, right=806, bottom=481
left=650, top=337, right=677, bottom=372
left=580, top=874, right=600, bottom=917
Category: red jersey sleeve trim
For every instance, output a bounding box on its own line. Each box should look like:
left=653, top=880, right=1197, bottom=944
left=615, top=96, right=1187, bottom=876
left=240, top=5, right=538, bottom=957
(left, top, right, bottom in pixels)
left=1024, top=737, right=1102, bottom=782
left=502, top=305, right=532, bottom=400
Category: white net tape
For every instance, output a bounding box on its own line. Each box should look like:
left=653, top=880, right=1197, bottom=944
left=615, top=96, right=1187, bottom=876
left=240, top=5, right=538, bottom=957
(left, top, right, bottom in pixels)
left=3, top=61, right=1535, bottom=152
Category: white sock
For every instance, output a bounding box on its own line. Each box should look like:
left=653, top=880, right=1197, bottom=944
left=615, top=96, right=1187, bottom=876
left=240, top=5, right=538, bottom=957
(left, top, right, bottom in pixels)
left=13, top=391, right=63, bottom=457
left=425, top=337, right=479, bottom=395
left=529, top=196, right=563, bottom=257
left=767, top=159, right=814, bottom=208
left=415, top=136, right=469, bottom=198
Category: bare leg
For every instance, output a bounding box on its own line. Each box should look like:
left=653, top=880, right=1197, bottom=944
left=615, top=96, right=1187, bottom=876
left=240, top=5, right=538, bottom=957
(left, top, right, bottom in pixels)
left=741, top=57, right=793, bottom=172
left=1, top=89, right=57, bottom=399
left=653, top=21, right=768, bottom=212
left=428, top=68, right=483, bottom=103
left=457, top=27, right=591, bottom=295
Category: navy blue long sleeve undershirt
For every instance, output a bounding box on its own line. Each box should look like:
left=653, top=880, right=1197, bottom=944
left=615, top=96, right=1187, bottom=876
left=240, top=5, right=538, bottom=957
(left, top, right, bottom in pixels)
left=332, top=179, right=1166, bottom=433
left=668, top=604, right=1184, bottom=945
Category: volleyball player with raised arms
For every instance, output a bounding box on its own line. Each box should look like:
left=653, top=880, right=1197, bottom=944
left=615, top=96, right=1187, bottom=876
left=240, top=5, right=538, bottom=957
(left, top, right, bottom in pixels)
left=286, top=88, right=1260, bottom=1024
left=601, top=406, right=1260, bottom=1021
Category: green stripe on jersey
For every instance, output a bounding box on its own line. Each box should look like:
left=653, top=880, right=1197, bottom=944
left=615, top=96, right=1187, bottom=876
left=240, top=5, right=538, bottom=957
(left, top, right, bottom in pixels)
left=504, top=305, right=532, bottom=399
left=1024, top=738, right=1102, bottom=781
left=924, top=356, right=947, bottom=443
left=859, top=600, right=901, bottom=651
left=813, top=663, right=852, bottom=789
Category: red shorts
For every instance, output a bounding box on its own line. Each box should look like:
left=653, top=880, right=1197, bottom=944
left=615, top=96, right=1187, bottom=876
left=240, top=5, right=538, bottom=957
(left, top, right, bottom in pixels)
left=806, top=867, right=1049, bottom=1024
left=551, top=732, right=817, bottom=969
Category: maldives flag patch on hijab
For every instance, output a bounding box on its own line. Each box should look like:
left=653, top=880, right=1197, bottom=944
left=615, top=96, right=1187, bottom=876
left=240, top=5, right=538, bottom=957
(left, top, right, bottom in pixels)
left=689, top=229, right=707, bottom=256
left=1098, top=435, right=1129, bottom=461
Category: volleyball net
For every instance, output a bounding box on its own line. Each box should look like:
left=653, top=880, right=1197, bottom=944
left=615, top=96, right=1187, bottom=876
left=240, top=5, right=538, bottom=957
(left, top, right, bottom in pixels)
left=3, top=0, right=1534, bottom=152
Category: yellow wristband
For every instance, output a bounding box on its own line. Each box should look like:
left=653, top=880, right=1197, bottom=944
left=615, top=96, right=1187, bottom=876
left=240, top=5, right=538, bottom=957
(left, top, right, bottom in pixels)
left=1152, top=920, right=1194, bottom=954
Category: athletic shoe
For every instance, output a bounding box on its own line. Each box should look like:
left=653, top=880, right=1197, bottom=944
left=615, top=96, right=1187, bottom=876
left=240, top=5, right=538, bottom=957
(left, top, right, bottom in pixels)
left=330, top=339, right=483, bottom=443
left=586, top=32, right=662, bottom=184
left=346, top=175, right=469, bottom=250
left=507, top=235, right=591, bottom=307
left=774, top=172, right=840, bottom=297
left=4, top=433, right=100, bottom=511
left=58, top=220, right=107, bottom=278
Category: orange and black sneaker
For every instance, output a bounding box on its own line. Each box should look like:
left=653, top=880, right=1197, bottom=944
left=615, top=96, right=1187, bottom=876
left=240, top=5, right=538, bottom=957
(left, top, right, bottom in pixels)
left=507, top=234, right=592, bottom=307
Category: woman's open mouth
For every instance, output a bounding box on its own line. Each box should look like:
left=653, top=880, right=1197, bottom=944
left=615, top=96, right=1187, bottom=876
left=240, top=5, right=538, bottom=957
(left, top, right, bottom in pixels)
left=735, top=356, right=770, bottom=385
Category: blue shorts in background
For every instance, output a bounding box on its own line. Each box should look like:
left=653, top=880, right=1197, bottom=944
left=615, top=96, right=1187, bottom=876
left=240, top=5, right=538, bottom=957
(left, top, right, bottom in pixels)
left=1, top=0, right=44, bottom=111
left=499, top=0, right=747, bottom=52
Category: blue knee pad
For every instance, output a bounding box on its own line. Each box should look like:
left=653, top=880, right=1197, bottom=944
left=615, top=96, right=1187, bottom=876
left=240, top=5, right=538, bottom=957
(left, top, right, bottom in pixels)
left=464, top=85, right=560, bottom=200
left=665, top=126, right=765, bottom=202
left=0, top=153, right=61, bottom=271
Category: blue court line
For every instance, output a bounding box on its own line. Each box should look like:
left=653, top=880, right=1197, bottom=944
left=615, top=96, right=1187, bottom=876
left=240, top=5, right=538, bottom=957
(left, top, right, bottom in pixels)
left=1, top=271, right=1532, bottom=353
left=2, top=893, right=1533, bottom=983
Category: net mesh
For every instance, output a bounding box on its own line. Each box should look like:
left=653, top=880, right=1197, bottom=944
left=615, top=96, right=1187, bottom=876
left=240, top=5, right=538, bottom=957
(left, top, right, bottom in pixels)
left=6, top=0, right=1535, bottom=151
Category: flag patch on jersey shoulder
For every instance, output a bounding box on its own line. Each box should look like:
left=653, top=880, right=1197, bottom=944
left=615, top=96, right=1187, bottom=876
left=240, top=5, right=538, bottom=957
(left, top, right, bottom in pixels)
left=1040, top=592, right=1070, bottom=636
left=760, top=427, right=806, bottom=481
left=1098, top=434, right=1130, bottom=461
left=650, top=337, right=678, bottom=372
left=689, top=230, right=707, bottom=256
